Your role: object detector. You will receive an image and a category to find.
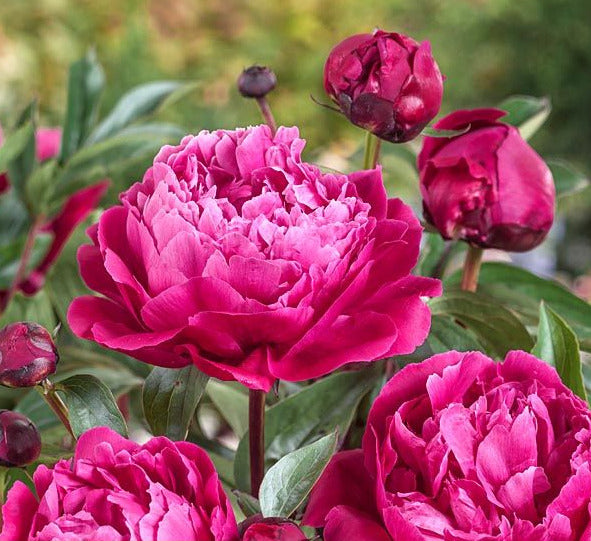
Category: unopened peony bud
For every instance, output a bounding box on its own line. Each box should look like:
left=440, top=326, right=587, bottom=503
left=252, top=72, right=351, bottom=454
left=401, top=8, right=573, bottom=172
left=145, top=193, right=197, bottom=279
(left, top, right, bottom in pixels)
left=238, top=66, right=277, bottom=98
left=0, top=410, right=41, bottom=467
left=418, top=108, right=555, bottom=252
left=324, top=29, right=443, bottom=143
left=0, top=322, right=58, bottom=388
left=240, top=516, right=307, bottom=541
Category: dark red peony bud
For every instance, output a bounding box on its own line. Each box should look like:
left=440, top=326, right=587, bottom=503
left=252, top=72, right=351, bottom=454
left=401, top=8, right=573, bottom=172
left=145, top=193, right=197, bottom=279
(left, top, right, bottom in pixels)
left=240, top=517, right=307, bottom=541
left=0, top=410, right=41, bottom=467
left=238, top=66, right=277, bottom=99
left=324, top=29, right=443, bottom=143
left=418, top=108, right=555, bottom=252
left=0, top=322, right=58, bottom=388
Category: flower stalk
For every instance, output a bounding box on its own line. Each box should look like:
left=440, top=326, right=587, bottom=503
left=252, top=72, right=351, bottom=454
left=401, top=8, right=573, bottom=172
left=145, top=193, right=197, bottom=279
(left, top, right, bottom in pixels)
left=363, top=131, right=381, bottom=170
left=460, top=245, right=484, bottom=292
left=249, top=389, right=266, bottom=497
left=256, top=97, right=277, bottom=135
left=38, top=379, right=75, bottom=439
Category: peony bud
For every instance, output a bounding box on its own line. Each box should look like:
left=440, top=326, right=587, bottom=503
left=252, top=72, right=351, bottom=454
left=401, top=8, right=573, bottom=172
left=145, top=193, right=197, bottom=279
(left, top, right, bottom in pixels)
left=0, top=322, right=58, bottom=388
left=0, top=410, right=41, bottom=467
left=240, top=517, right=307, bottom=541
left=238, top=66, right=277, bottom=99
left=418, top=108, right=555, bottom=252
left=324, top=29, right=443, bottom=143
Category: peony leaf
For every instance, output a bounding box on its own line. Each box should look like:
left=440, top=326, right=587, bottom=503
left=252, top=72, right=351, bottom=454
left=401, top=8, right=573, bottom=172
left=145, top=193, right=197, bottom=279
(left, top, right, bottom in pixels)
left=86, top=81, right=197, bottom=144
left=547, top=159, right=590, bottom=198
left=532, top=303, right=587, bottom=402
left=428, top=315, right=486, bottom=354
left=142, top=365, right=209, bottom=441
left=234, top=366, right=380, bottom=493
left=206, top=380, right=249, bottom=438
left=498, top=95, right=551, bottom=140
left=421, top=125, right=470, bottom=138
left=259, top=431, right=337, bottom=518
left=429, top=290, right=534, bottom=358
left=59, top=50, right=105, bottom=163
left=445, top=263, right=591, bottom=350
left=233, top=490, right=262, bottom=517
left=0, top=290, right=57, bottom=332
left=57, top=374, right=128, bottom=438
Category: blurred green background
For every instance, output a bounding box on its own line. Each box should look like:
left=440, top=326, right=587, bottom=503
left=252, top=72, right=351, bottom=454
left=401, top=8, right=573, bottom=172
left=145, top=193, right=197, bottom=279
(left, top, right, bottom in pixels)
left=1, top=0, right=590, bottom=273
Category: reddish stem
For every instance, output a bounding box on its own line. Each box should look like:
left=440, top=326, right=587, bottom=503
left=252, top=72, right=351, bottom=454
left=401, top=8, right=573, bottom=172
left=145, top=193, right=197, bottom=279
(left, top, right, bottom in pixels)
left=256, top=97, right=277, bottom=134
left=249, top=389, right=266, bottom=497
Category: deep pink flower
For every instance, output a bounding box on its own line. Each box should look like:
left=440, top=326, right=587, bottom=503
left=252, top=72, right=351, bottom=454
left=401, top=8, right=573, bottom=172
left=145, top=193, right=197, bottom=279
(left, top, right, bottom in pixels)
left=324, top=30, right=443, bottom=143
left=304, top=351, right=591, bottom=540
left=68, top=125, right=440, bottom=391
left=418, top=109, right=555, bottom=252
left=0, top=426, right=239, bottom=541
left=0, top=322, right=58, bottom=387
left=0, top=126, right=108, bottom=306
left=240, top=517, right=307, bottom=540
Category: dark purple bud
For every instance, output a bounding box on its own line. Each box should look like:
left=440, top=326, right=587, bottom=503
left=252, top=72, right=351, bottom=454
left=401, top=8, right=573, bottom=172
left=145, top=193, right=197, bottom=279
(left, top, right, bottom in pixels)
left=239, top=516, right=307, bottom=540
left=0, top=410, right=41, bottom=467
left=0, top=322, right=58, bottom=388
left=238, top=66, right=277, bottom=99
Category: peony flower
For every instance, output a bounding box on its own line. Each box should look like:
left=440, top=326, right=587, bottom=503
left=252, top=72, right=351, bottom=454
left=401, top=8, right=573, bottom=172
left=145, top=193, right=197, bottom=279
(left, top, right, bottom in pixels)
left=0, top=127, right=108, bottom=307
left=304, top=350, right=591, bottom=540
left=239, top=517, right=307, bottom=540
left=0, top=322, right=58, bottom=388
left=324, top=30, right=443, bottom=143
left=0, top=426, right=239, bottom=541
left=418, top=108, right=555, bottom=252
left=0, top=410, right=41, bottom=467
left=68, top=125, right=440, bottom=391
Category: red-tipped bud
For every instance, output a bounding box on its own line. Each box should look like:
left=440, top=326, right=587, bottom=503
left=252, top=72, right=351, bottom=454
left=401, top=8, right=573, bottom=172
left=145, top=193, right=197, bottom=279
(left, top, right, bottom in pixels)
left=238, top=66, right=277, bottom=99
left=0, top=410, right=41, bottom=467
left=324, top=29, right=443, bottom=143
left=240, top=516, right=307, bottom=541
left=0, top=322, right=58, bottom=388
left=418, top=108, right=555, bottom=252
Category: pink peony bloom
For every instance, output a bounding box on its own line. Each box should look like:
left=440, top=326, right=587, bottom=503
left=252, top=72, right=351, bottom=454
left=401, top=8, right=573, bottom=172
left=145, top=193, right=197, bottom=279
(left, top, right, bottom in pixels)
left=0, top=426, right=239, bottom=541
left=418, top=109, right=555, bottom=252
left=0, top=126, right=108, bottom=307
left=304, top=351, right=591, bottom=540
left=240, top=517, right=307, bottom=540
left=324, top=30, right=443, bottom=143
left=68, top=125, right=440, bottom=390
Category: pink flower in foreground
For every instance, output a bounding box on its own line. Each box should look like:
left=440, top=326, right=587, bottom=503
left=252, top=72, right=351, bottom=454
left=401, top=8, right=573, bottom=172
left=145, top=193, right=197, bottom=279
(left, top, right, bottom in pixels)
left=240, top=517, right=307, bottom=540
left=0, top=127, right=108, bottom=307
left=324, top=30, right=443, bottom=143
left=304, top=351, right=591, bottom=540
left=418, top=109, right=555, bottom=252
left=68, top=125, right=440, bottom=391
left=0, top=426, right=238, bottom=541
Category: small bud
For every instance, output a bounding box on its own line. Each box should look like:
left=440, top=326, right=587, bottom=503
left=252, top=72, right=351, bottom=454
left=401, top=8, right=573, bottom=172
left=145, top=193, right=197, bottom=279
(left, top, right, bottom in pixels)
left=239, top=516, right=307, bottom=541
left=237, top=66, right=277, bottom=99
left=0, top=322, right=58, bottom=388
left=0, top=410, right=41, bottom=467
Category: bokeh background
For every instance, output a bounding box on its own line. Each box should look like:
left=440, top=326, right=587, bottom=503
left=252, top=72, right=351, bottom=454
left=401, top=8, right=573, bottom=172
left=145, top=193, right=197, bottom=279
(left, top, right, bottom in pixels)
left=1, top=0, right=590, bottom=275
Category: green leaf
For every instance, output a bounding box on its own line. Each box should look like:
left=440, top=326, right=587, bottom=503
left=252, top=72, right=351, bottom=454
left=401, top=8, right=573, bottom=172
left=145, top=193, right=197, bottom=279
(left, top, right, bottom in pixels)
left=0, top=121, right=35, bottom=176
left=498, top=95, right=551, bottom=140
left=429, top=290, right=534, bottom=358
left=0, top=232, right=52, bottom=289
left=57, top=374, right=127, bottom=438
left=233, top=490, right=261, bottom=517
left=206, top=380, right=249, bottom=438
left=0, top=290, right=57, bottom=331
left=259, top=431, right=337, bottom=518
left=142, top=365, right=209, bottom=441
left=234, top=366, right=380, bottom=492
left=415, top=233, right=446, bottom=277
left=0, top=190, right=31, bottom=246
left=547, top=159, right=589, bottom=198
left=428, top=315, right=486, bottom=354
left=421, top=126, right=470, bottom=138
left=87, top=81, right=194, bottom=144
left=445, top=263, right=591, bottom=349
left=59, top=50, right=105, bottom=163
left=532, top=303, right=587, bottom=401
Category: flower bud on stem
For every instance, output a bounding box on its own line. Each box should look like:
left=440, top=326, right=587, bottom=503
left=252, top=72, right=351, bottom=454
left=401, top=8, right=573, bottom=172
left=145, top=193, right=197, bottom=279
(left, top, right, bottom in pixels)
left=460, top=245, right=484, bottom=292
left=249, top=389, right=266, bottom=497
left=37, top=379, right=75, bottom=440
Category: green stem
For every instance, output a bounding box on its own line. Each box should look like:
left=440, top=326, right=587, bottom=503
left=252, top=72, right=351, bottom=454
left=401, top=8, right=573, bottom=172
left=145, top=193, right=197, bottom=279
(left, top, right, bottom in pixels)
left=248, top=389, right=266, bottom=497
left=363, top=132, right=382, bottom=170
left=460, top=245, right=484, bottom=292
left=37, top=379, right=76, bottom=440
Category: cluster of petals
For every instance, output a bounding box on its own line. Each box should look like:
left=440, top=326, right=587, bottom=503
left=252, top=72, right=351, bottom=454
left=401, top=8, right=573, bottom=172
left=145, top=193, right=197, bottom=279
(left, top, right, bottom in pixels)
left=69, top=124, right=439, bottom=390
left=305, top=350, right=591, bottom=540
